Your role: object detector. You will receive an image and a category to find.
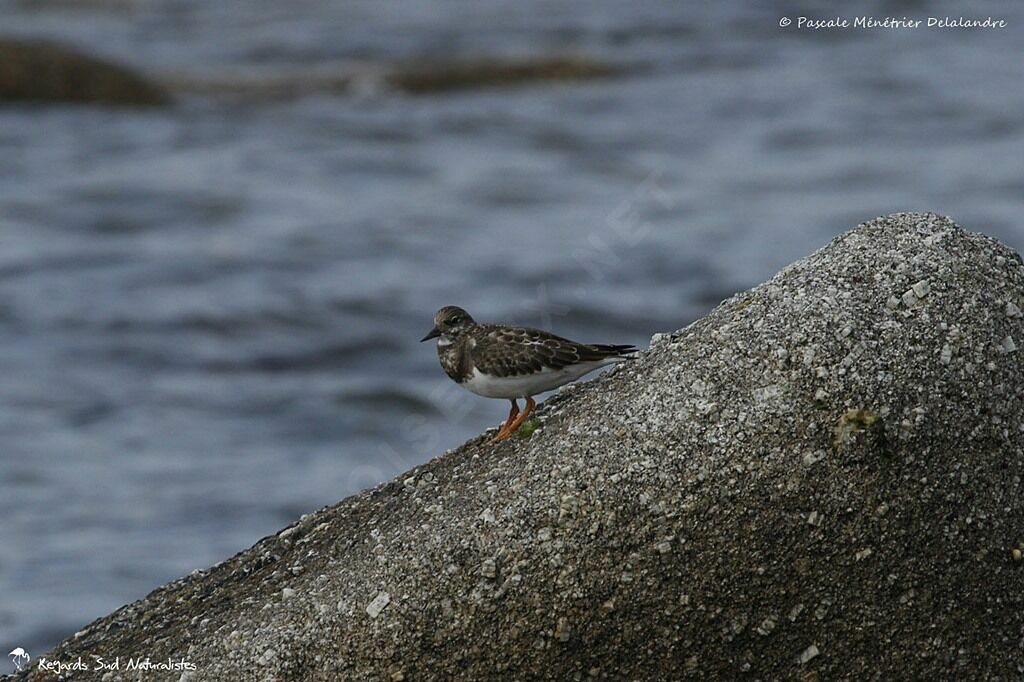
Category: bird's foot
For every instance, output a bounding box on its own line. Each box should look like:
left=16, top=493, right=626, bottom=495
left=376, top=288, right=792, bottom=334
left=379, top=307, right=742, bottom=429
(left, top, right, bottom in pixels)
left=490, top=399, right=520, bottom=442
left=490, top=397, right=535, bottom=444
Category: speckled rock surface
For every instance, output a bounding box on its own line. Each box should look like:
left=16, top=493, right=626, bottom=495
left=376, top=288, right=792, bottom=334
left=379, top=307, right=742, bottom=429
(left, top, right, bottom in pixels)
left=19, top=213, right=1024, bottom=681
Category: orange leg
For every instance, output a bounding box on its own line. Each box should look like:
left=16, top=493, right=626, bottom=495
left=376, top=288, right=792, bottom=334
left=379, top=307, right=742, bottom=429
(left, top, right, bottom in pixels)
left=490, top=399, right=520, bottom=443
left=493, top=396, right=535, bottom=443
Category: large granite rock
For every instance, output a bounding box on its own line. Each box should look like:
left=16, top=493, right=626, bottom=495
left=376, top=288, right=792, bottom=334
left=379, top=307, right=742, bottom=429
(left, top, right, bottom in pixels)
left=22, top=213, right=1024, bottom=680
left=0, top=38, right=169, bottom=106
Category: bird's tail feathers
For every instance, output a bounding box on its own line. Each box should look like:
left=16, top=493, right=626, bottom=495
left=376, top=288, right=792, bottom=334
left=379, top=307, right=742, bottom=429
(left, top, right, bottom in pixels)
left=590, top=343, right=640, bottom=358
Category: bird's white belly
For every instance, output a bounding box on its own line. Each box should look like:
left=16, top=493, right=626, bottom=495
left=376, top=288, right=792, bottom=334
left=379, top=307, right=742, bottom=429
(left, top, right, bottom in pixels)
left=461, top=360, right=618, bottom=399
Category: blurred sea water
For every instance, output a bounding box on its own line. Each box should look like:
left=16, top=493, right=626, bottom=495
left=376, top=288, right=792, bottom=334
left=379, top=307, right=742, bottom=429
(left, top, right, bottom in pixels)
left=1, top=0, right=1023, bottom=656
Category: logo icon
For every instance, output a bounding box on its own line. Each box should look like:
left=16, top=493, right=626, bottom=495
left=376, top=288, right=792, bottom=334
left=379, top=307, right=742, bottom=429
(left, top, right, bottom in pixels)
left=8, top=647, right=30, bottom=672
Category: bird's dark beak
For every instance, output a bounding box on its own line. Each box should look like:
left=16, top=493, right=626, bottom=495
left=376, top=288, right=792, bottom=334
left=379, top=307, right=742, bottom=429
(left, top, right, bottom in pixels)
left=420, top=326, right=441, bottom=342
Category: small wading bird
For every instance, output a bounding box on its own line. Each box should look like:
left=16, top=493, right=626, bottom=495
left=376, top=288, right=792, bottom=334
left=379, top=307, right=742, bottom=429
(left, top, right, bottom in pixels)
left=421, top=306, right=638, bottom=442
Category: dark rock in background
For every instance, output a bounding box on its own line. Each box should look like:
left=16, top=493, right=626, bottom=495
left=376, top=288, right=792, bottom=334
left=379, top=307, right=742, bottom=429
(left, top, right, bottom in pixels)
left=162, top=56, right=623, bottom=101
left=0, top=38, right=170, bottom=106
left=0, top=40, right=617, bottom=106
left=384, top=56, right=621, bottom=94
left=21, top=213, right=1024, bottom=680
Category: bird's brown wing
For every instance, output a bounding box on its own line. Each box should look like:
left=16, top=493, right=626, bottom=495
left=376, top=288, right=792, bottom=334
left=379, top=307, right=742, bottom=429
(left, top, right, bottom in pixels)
left=470, top=325, right=635, bottom=378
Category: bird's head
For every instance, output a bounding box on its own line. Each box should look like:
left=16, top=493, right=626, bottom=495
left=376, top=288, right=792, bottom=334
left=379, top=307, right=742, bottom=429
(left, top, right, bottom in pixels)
left=420, top=306, right=475, bottom=342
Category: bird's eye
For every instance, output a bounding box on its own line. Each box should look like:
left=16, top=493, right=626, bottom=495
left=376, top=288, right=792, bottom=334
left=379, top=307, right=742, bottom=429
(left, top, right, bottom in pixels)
left=449, top=316, right=461, bottom=324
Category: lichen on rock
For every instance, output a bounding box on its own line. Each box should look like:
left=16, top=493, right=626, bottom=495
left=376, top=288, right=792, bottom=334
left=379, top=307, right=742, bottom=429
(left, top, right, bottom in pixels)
left=832, top=408, right=887, bottom=461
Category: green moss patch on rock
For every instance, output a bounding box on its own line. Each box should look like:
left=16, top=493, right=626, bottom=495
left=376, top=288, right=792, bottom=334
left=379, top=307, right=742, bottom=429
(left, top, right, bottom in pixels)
left=832, top=408, right=888, bottom=461
left=515, top=418, right=542, bottom=440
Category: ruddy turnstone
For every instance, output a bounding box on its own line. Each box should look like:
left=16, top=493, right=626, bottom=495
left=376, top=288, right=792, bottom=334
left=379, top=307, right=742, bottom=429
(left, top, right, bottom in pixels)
left=421, top=306, right=637, bottom=442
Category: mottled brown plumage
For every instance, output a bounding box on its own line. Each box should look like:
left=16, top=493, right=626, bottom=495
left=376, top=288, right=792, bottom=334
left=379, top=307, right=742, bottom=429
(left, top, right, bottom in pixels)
left=421, top=306, right=637, bottom=442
